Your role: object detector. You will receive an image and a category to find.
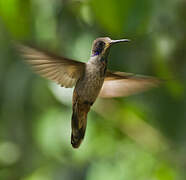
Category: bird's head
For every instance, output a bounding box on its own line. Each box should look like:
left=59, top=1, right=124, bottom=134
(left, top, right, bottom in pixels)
left=91, top=37, right=130, bottom=61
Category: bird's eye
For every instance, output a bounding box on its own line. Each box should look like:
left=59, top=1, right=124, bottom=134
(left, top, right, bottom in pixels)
left=97, top=41, right=105, bottom=48
left=92, top=41, right=105, bottom=56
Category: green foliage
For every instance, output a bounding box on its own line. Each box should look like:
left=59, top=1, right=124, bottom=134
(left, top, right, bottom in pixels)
left=0, top=0, right=186, bottom=179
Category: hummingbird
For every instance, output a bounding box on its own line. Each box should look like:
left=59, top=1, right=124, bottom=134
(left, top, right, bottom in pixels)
left=17, top=37, right=160, bottom=148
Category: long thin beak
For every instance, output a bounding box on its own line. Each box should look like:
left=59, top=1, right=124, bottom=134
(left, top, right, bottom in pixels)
left=110, top=39, right=130, bottom=45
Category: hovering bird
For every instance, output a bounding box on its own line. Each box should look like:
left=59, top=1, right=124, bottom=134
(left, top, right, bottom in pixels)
left=17, top=37, right=160, bottom=148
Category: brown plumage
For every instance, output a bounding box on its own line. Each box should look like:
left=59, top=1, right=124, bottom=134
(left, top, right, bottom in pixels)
left=16, top=37, right=161, bottom=148
left=71, top=90, right=91, bottom=148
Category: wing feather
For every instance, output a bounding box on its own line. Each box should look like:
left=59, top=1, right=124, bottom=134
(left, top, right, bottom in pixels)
left=99, top=71, right=161, bottom=98
left=16, top=44, right=85, bottom=88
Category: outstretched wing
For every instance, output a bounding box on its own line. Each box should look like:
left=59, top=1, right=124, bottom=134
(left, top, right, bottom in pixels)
left=17, top=44, right=85, bottom=88
left=99, top=71, right=161, bottom=98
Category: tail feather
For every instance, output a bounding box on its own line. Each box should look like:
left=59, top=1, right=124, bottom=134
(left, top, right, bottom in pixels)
left=71, top=102, right=90, bottom=148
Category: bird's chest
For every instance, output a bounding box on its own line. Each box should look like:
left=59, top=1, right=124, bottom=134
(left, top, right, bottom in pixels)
left=75, top=64, right=106, bottom=101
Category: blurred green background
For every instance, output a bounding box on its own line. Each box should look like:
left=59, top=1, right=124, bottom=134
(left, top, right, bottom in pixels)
left=0, top=0, right=186, bottom=179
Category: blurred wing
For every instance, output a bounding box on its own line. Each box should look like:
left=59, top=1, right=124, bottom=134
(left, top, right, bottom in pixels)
left=99, top=71, right=161, bottom=98
left=17, top=44, right=85, bottom=88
